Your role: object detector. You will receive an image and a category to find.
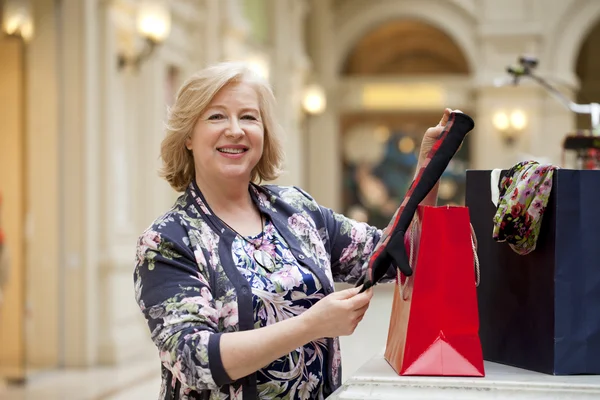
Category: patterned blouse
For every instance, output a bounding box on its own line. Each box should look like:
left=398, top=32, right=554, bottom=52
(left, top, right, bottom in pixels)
left=233, top=219, right=328, bottom=399
left=134, top=182, right=393, bottom=400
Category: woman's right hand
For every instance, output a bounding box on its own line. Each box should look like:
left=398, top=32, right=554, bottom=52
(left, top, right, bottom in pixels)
left=301, top=286, right=374, bottom=339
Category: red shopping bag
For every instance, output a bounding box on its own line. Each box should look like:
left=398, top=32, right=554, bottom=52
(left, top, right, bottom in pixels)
left=384, top=205, right=485, bottom=377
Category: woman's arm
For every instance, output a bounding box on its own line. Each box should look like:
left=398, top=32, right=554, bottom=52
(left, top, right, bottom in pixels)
left=219, top=311, right=313, bottom=380
left=135, top=224, right=226, bottom=391
left=220, top=285, right=371, bottom=380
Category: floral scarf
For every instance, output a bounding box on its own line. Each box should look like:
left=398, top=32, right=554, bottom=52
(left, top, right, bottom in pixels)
left=492, top=160, right=556, bottom=255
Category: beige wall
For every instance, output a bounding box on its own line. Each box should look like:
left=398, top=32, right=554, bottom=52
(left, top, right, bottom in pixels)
left=0, top=38, right=26, bottom=381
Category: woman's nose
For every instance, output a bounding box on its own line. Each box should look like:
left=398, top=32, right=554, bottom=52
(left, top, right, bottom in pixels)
left=225, top=118, right=244, bottom=137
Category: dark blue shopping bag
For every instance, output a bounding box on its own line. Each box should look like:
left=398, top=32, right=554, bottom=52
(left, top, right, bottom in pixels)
left=465, top=169, right=600, bottom=375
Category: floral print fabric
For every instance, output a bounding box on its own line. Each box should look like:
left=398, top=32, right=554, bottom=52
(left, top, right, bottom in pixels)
left=134, top=183, right=390, bottom=400
left=233, top=220, right=328, bottom=399
left=492, top=160, right=556, bottom=255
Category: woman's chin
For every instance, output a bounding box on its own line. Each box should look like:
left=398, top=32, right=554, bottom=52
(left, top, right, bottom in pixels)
left=216, top=165, right=253, bottom=182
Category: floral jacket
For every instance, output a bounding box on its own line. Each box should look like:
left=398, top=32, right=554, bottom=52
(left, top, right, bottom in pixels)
left=134, top=182, right=387, bottom=400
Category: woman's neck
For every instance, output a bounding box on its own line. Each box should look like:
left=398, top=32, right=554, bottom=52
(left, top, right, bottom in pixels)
left=194, top=175, right=255, bottom=217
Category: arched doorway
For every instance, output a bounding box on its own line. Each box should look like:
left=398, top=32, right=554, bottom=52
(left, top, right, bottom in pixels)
left=339, top=19, right=472, bottom=228
left=575, top=18, right=600, bottom=131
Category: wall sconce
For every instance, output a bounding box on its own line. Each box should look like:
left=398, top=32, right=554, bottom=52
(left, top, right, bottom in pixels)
left=2, top=0, right=34, bottom=41
left=302, top=83, right=326, bottom=115
left=492, top=109, right=527, bottom=146
left=245, top=53, right=270, bottom=81
left=117, top=0, right=171, bottom=71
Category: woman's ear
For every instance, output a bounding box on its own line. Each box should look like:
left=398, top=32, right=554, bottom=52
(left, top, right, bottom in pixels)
left=185, top=135, right=192, bottom=150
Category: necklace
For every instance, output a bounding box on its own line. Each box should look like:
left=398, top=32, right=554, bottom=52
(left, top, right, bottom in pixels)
left=218, top=212, right=276, bottom=272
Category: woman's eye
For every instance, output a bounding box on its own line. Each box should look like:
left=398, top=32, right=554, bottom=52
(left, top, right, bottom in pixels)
left=208, top=114, right=224, bottom=120
left=242, top=115, right=258, bottom=121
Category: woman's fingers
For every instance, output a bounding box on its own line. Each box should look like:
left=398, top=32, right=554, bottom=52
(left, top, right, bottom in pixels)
left=439, top=108, right=464, bottom=127
left=438, top=108, right=451, bottom=127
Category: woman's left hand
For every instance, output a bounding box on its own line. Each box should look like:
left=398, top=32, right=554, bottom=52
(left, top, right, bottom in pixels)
left=419, top=108, right=463, bottom=159
left=412, top=108, right=464, bottom=206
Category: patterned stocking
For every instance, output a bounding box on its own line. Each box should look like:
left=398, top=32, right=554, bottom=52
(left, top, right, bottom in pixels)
left=357, top=112, right=475, bottom=292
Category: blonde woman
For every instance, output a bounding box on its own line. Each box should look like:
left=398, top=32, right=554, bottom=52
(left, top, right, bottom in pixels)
left=134, top=62, right=448, bottom=399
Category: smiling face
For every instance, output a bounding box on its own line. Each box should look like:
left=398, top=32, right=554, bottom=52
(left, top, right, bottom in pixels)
left=186, top=81, right=264, bottom=186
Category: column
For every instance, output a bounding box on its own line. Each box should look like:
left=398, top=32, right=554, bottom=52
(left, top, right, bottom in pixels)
left=59, top=0, right=102, bottom=367
left=270, top=0, right=310, bottom=187
left=24, top=0, right=61, bottom=370
left=306, top=0, right=340, bottom=210
left=96, top=1, right=150, bottom=365
left=202, top=0, right=222, bottom=65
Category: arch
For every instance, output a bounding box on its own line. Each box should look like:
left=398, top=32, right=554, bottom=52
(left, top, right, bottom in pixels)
left=574, top=17, right=600, bottom=129
left=547, top=0, right=600, bottom=87
left=575, top=19, right=600, bottom=81
left=342, top=19, right=470, bottom=75
left=334, top=0, right=477, bottom=75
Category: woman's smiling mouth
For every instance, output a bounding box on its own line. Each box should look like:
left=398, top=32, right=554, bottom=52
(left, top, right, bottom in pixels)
left=217, top=146, right=249, bottom=157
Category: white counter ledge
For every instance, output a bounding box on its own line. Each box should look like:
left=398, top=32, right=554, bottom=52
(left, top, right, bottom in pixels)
left=329, top=352, right=600, bottom=399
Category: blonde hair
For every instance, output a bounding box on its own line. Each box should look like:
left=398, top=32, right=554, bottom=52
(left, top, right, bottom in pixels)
left=160, top=62, right=285, bottom=192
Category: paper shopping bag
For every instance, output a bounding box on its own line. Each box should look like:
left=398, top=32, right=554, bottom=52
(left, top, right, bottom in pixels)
left=466, top=168, right=600, bottom=375
left=384, top=205, right=485, bottom=377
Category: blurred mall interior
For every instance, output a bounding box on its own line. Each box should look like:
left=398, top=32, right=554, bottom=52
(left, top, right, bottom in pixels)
left=1, top=0, right=599, bottom=398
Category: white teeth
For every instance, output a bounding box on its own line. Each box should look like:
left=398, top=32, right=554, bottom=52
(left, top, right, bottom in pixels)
left=218, top=148, right=246, bottom=154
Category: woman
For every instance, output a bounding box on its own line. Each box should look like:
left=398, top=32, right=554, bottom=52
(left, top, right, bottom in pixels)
left=134, top=62, right=452, bottom=400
